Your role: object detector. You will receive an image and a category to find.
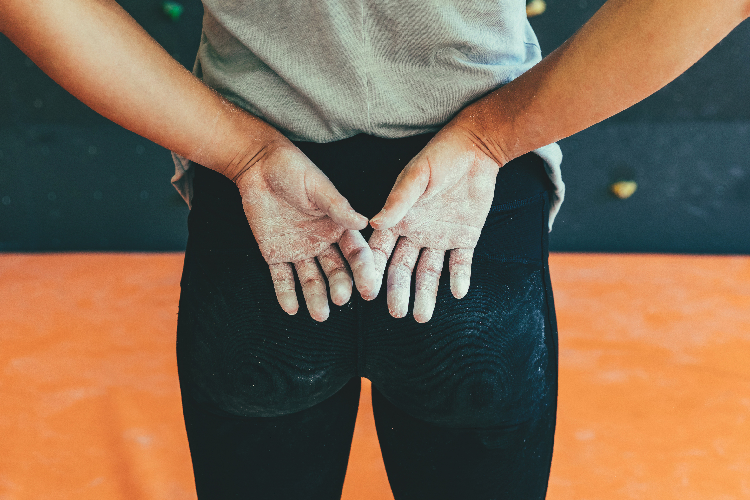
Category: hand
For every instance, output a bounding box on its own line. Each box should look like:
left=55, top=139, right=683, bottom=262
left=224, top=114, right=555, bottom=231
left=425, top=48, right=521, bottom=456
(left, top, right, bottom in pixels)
left=235, top=140, right=378, bottom=322
left=368, top=122, right=505, bottom=323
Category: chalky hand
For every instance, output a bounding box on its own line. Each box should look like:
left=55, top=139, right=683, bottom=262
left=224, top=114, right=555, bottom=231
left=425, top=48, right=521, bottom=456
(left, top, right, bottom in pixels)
left=369, top=124, right=502, bottom=323
left=235, top=143, right=377, bottom=322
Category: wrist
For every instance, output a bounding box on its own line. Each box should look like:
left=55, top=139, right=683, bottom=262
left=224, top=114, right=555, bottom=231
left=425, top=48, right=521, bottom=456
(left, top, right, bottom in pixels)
left=188, top=95, right=289, bottom=182
left=230, top=136, right=300, bottom=191
left=452, top=96, right=517, bottom=167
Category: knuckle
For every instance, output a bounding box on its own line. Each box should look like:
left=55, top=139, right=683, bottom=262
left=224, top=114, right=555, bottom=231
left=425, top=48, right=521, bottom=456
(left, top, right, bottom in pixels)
left=391, top=260, right=414, bottom=275
left=451, top=264, right=472, bottom=277
left=372, top=247, right=391, bottom=263
left=272, top=279, right=295, bottom=293
left=300, top=275, right=325, bottom=288
left=344, top=245, right=369, bottom=265
left=317, top=252, right=343, bottom=270
left=419, top=267, right=442, bottom=281
left=326, top=266, right=350, bottom=281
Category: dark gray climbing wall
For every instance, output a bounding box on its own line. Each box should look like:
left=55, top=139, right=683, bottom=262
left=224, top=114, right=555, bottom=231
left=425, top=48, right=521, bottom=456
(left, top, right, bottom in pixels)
left=530, top=0, right=750, bottom=254
left=0, top=0, right=203, bottom=251
left=1, top=0, right=749, bottom=253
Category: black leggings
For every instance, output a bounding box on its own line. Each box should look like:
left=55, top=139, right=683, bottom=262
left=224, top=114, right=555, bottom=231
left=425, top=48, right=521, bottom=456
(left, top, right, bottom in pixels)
left=176, top=132, right=559, bottom=499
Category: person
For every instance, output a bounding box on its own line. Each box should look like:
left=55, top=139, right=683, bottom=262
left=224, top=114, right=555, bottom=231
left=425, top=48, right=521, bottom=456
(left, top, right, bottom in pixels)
left=2, top=0, right=747, bottom=498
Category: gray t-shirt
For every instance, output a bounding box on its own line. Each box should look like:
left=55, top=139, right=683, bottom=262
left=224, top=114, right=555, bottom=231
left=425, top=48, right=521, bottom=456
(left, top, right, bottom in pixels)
left=171, top=0, right=564, bottom=228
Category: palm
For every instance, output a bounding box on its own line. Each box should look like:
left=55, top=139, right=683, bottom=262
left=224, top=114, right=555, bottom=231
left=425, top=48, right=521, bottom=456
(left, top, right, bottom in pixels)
left=369, top=126, right=500, bottom=323
left=240, top=152, right=345, bottom=264
left=236, top=145, right=377, bottom=321
left=386, top=154, right=497, bottom=250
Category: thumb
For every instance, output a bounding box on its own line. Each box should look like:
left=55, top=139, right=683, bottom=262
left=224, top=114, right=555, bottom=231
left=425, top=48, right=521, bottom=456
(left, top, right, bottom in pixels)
left=370, top=159, right=430, bottom=230
left=306, top=169, right=368, bottom=230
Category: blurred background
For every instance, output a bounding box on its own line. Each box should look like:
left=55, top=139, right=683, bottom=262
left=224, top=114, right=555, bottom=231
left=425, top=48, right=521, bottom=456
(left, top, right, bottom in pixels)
left=1, top=2, right=749, bottom=500
left=1, top=0, right=749, bottom=253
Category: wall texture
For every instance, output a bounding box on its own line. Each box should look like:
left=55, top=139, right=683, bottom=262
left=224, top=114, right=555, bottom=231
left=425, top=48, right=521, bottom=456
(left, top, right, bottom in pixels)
left=1, top=0, right=748, bottom=253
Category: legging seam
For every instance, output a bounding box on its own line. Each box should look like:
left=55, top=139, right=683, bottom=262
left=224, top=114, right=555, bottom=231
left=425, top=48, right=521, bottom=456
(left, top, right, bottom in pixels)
left=539, top=191, right=558, bottom=498
left=356, top=295, right=365, bottom=377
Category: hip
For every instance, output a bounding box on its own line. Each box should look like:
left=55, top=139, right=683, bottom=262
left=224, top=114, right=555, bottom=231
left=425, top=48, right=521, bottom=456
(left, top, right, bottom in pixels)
left=185, top=131, right=554, bottom=261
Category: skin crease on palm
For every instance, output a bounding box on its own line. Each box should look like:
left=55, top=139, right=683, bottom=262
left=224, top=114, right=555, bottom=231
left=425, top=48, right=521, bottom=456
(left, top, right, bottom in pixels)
left=234, top=142, right=379, bottom=322
left=369, top=122, right=502, bottom=324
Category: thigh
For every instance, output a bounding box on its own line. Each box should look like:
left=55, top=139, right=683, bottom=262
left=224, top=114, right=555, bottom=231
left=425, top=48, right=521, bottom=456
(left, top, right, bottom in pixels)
left=363, top=155, right=559, bottom=499
left=371, top=381, right=555, bottom=500
left=368, top=255, right=557, bottom=500
left=181, top=376, right=361, bottom=500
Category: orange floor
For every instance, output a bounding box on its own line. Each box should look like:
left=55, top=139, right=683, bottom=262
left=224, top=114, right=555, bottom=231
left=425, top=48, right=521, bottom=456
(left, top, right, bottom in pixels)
left=1, top=253, right=749, bottom=499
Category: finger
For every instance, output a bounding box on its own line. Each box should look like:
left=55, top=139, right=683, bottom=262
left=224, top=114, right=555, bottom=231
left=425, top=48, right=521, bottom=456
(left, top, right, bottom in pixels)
left=294, top=258, right=330, bottom=322
left=306, top=170, right=368, bottom=230
left=269, top=263, right=299, bottom=315
left=338, top=230, right=377, bottom=301
left=370, top=160, right=430, bottom=230
left=317, top=245, right=353, bottom=306
left=387, top=238, right=421, bottom=319
left=413, top=248, right=445, bottom=323
left=368, top=229, right=399, bottom=298
left=449, top=248, right=474, bottom=299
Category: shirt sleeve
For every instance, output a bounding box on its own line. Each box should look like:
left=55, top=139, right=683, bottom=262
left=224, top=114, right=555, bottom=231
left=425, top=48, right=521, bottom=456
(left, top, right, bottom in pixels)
left=170, top=151, right=195, bottom=210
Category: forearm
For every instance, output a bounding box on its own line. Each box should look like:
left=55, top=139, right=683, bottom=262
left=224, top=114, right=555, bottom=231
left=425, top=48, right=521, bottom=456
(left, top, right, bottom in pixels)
left=0, top=0, right=279, bottom=179
left=458, top=0, right=750, bottom=163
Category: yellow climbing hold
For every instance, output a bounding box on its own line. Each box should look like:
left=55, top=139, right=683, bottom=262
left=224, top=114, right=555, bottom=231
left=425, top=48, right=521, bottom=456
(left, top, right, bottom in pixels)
left=526, top=0, right=547, bottom=17
left=610, top=180, right=638, bottom=199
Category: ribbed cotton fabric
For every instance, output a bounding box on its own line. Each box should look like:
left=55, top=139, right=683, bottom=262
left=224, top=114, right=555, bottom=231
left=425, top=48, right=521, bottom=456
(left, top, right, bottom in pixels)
left=170, top=0, right=565, bottom=227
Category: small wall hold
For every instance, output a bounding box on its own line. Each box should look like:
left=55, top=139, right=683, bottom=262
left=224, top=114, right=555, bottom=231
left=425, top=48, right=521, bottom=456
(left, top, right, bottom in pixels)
left=162, top=1, right=184, bottom=22
left=610, top=180, right=638, bottom=199
left=526, top=0, right=547, bottom=17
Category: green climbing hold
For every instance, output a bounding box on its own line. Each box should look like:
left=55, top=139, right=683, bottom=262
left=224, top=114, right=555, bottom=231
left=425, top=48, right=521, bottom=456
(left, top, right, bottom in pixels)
left=162, top=1, right=184, bottom=22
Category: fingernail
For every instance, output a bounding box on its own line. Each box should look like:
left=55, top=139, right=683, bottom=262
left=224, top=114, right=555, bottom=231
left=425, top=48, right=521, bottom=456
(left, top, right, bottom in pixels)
left=412, top=309, right=429, bottom=323
left=280, top=296, right=298, bottom=315
left=452, top=278, right=470, bottom=299
left=331, top=283, right=350, bottom=306
left=370, top=211, right=385, bottom=226
left=312, top=305, right=330, bottom=322
left=361, top=276, right=382, bottom=300
left=355, top=282, right=371, bottom=300
left=388, top=292, right=409, bottom=318
left=413, top=299, right=434, bottom=323
left=389, top=305, right=406, bottom=319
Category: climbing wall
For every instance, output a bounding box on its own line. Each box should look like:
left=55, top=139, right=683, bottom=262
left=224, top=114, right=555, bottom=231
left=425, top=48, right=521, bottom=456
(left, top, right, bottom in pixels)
left=528, top=0, right=750, bottom=253
left=0, top=0, right=202, bottom=251
left=1, top=0, right=748, bottom=253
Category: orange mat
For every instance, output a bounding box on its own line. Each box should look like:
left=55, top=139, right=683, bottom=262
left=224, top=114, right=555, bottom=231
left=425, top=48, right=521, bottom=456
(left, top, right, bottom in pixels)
left=1, top=253, right=749, bottom=499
